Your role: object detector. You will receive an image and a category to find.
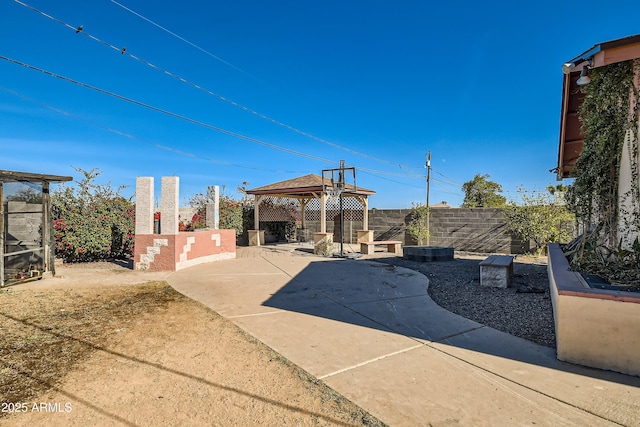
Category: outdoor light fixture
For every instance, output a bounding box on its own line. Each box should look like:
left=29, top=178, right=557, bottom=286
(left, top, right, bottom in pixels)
left=576, top=64, right=592, bottom=86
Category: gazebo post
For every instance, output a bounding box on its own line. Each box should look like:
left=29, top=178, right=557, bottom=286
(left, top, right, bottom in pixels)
left=320, top=192, right=327, bottom=233
left=299, top=197, right=310, bottom=230
left=42, top=181, right=52, bottom=276
left=362, top=196, right=369, bottom=230
left=356, top=195, right=373, bottom=243
left=249, top=195, right=264, bottom=246
left=313, top=190, right=335, bottom=255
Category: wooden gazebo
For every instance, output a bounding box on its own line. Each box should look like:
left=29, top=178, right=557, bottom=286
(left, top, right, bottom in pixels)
left=245, top=174, right=375, bottom=247
left=0, top=170, right=72, bottom=286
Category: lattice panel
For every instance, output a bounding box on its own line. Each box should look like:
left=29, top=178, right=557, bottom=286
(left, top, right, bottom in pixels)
left=304, top=196, right=364, bottom=222
left=258, top=197, right=302, bottom=222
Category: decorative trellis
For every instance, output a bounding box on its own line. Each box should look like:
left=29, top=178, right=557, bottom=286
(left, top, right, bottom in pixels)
left=258, top=196, right=302, bottom=222
left=304, top=196, right=364, bottom=222
left=258, top=195, right=364, bottom=223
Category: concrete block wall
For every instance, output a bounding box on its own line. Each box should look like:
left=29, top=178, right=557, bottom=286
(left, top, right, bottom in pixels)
left=281, top=207, right=527, bottom=254
left=428, top=208, right=528, bottom=254
left=368, top=209, right=409, bottom=243
left=367, top=208, right=526, bottom=254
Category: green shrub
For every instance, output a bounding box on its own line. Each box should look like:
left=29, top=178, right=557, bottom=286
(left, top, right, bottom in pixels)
left=187, top=186, right=247, bottom=237
left=504, top=187, right=575, bottom=254
left=52, top=168, right=134, bottom=262
left=406, top=203, right=430, bottom=245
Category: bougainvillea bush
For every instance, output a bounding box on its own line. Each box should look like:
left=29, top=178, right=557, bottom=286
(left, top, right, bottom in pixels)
left=188, top=185, right=249, bottom=237
left=52, top=168, right=135, bottom=263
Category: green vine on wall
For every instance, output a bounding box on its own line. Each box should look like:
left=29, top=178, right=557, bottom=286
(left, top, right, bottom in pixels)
left=565, top=59, right=640, bottom=282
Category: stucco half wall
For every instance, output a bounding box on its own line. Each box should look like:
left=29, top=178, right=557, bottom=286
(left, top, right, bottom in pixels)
left=135, top=229, right=236, bottom=271
left=548, top=243, right=640, bottom=377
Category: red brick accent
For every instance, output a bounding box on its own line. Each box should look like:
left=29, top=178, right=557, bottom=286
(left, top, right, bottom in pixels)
left=134, top=230, right=236, bottom=271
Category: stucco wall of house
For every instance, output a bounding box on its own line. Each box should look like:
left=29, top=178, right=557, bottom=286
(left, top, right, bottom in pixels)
left=617, top=120, right=640, bottom=248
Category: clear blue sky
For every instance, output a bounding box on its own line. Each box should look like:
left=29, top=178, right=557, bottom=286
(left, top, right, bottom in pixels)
left=2, top=0, right=640, bottom=208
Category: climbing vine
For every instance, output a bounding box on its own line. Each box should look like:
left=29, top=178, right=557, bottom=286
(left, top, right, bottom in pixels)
left=565, top=59, right=640, bottom=282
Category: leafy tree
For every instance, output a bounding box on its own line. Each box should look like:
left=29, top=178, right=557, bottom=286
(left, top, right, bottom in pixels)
left=52, top=168, right=134, bottom=262
left=504, top=187, right=575, bottom=254
left=406, top=202, right=430, bottom=245
left=461, top=174, right=506, bottom=207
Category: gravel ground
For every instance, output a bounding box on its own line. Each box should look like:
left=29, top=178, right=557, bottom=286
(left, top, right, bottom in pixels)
left=375, top=252, right=556, bottom=348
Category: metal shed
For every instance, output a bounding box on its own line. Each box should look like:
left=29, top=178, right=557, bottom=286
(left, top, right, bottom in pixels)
left=1, top=170, right=72, bottom=287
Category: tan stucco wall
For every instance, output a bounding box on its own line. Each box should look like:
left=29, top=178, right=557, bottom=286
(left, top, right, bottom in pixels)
left=548, top=243, right=640, bottom=377
left=555, top=292, right=640, bottom=376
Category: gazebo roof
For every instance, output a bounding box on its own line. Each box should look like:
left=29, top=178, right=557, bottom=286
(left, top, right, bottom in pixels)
left=246, top=174, right=375, bottom=197
left=0, top=169, right=73, bottom=183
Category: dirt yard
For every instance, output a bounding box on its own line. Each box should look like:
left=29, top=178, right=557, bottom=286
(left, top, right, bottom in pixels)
left=0, top=263, right=384, bottom=426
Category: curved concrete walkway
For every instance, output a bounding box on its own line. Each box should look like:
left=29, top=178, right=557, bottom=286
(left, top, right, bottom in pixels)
left=167, top=245, right=640, bottom=426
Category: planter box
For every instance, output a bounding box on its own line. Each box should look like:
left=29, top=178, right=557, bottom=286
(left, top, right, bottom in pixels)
left=547, top=243, right=640, bottom=377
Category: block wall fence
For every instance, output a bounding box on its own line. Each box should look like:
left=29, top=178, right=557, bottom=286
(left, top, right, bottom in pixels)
left=298, top=208, right=528, bottom=254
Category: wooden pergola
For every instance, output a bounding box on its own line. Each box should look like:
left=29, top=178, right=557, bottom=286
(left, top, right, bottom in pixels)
left=0, top=170, right=72, bottom=286
left=245, top=174, right=375, bottom=244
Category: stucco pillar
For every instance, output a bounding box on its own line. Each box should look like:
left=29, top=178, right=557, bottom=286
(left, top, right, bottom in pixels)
left=161, top=176, right=179, bottom=235
left=135, top=177, right=154, bottom=235
left=205, top=185, right=219, bottom=229
left=249, top=195, right=264, bottom=246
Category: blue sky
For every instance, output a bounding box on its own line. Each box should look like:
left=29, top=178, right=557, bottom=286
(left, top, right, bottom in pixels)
left=2, top=0, right=640, bottom=208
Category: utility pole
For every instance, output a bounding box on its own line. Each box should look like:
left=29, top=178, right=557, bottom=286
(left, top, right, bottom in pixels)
left=338, top=160, right=345, bottom=257
left=426, top=151, right=431, bottom=246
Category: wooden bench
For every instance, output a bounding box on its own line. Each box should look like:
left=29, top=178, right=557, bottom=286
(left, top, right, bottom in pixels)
left=479, top=255, right=514, bottom=288
left=360, top=241, right=402, bottom=255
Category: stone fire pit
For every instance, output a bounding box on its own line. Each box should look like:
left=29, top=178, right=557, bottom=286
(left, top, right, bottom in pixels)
left=403, top=246, right=454, bottom=262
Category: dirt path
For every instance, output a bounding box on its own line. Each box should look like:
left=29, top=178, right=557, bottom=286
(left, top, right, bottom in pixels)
left=0, top=264, right=383, bottom=426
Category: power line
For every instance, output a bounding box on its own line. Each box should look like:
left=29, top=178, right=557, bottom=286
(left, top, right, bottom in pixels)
left=431, top=176, right=461, bottom=190
left=109, top=0, right=250, bottom=77
left=432, top=180, right=463, bottom=196
left=359, top=165, right=425, bottom=178
left=358, top=170, right=426, bottom=190
left=0, top=54, right=338, bottom=165
left=15, top=0, right=423, bottom=172
left=431, top=167, right=461, bottom=186
left=0, top=86, right=310, bottom=175
left=0, top=55, right=425, bottom=181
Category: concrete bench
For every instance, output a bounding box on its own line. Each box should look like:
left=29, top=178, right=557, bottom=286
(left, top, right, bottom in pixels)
left=360, top=241, right=402, bottom=255
left=479, top=255, right=514, bottom=288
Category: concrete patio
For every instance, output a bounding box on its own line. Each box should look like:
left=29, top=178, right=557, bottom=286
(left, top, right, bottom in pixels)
left=167, top=244, right=640, bottom=426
